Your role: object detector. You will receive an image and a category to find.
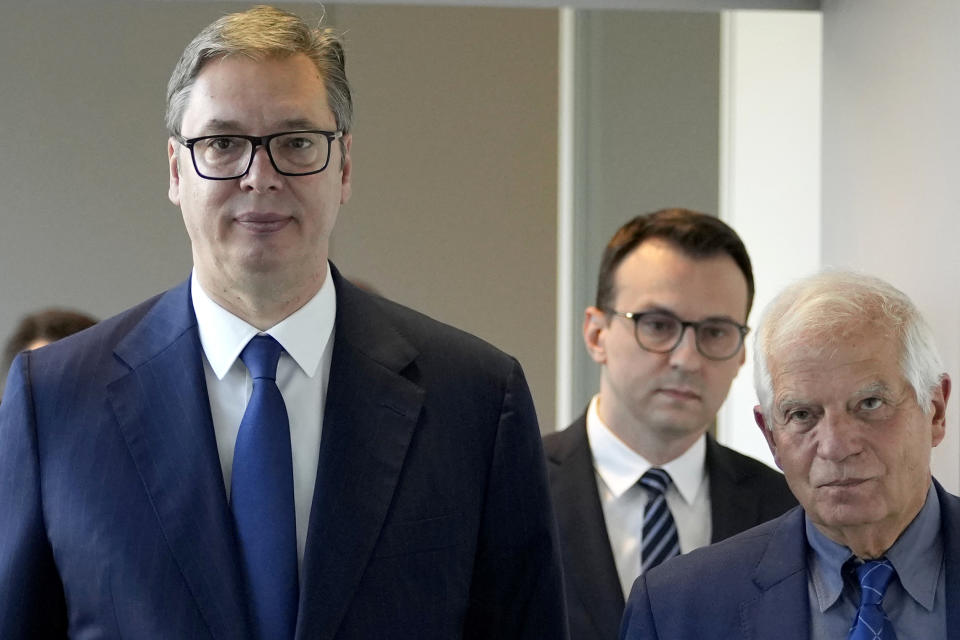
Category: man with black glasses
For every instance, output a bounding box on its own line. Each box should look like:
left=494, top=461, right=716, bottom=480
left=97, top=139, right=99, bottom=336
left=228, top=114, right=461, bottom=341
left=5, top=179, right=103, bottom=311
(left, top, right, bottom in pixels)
left=0, top=6, right=565, bottom=639
left=544, top=209, right=795, bottom=640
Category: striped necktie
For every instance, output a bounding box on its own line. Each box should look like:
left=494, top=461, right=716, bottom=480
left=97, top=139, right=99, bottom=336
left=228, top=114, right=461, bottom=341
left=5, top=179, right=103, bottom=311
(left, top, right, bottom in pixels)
left=639, top=467, right=681, bottom=572
left=848, top=558, right=897, bottom=640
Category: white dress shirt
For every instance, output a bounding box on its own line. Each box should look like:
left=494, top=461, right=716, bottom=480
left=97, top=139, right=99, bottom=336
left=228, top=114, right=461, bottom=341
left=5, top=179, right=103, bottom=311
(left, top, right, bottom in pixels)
left=191, top=269, right=336, bottom=567
left=586, top=395, right=711, bottom=597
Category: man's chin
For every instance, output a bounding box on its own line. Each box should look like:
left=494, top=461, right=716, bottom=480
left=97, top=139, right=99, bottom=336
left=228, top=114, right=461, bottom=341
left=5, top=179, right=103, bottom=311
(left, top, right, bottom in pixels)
left=233, top=247, right=297, bottom=273
left=649, top=413, right=710, bottom=440
left=648, top=399, right=707, bottom=421
left=809, top=493, right=883, bottom=528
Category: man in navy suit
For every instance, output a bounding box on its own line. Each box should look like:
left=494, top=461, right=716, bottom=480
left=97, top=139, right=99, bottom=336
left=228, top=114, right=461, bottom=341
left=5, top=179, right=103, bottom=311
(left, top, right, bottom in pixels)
left=543, top=210, right=795, bottom=640
left=621, top=270, right=960, bottom=639
left=0, top=6, right=565, bottom=639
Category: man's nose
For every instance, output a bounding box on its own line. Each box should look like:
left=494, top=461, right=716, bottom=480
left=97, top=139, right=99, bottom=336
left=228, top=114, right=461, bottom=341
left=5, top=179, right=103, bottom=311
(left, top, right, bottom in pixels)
left=240, top=145, right=283, bottom=192
left=668, top=326, right=703, bottom=372
left=815, top=412, right=863, bottom=462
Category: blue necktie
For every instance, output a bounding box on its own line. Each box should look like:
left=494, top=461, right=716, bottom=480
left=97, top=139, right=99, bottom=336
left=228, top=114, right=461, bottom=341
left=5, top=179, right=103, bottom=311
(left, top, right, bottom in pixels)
left=231, top=335, right=299, bottom=640
left=848, top=558, right=898, bottom=640
left=640, top=468, right=681, bottom=572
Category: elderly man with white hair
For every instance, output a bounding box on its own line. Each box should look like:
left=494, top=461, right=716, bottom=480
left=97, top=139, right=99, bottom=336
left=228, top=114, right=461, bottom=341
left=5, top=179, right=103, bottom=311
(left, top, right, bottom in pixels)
left=620, top=270, right=960, bottom=640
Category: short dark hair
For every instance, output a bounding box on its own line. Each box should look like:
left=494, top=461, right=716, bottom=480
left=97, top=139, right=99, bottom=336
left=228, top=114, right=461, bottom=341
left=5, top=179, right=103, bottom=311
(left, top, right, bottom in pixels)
left=595, top=208, right=755, bottom=317
left=166, top=5, right=352, bottom=148
left=3, top=308, right=97, bottom=372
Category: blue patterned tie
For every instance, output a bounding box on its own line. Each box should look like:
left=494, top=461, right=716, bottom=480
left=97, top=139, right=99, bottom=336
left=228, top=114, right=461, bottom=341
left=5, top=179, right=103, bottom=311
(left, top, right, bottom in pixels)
left=848, top=558, right=897, bottom=640
left=231, top=335, right=299, bottom=639
left=640, top=468, right=681, bottom=572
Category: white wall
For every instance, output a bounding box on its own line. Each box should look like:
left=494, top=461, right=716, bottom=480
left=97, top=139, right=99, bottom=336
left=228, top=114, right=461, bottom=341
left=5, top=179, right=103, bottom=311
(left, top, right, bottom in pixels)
left=716, top=10, right=822, bottom=467
left=821, top=0, right=960, bottom=492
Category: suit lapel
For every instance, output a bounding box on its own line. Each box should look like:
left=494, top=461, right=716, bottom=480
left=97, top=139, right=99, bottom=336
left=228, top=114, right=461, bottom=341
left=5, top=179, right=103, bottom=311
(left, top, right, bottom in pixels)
left=747, top=482, right=960, bottom=639
left=297, top=271, right=424, bottom=639
left=706, top=436, right=763, bottom=542
left=548, top=416, right=625, bottom=639
left=934, top=481, right=960, bottom=637
left=740, top=508, right=809, bottom=640
left=108, top=280, right=249, bottom=640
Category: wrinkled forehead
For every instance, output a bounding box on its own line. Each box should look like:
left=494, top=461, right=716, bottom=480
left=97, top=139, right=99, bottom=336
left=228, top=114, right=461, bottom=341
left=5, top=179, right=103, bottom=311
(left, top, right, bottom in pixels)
left=766, top=322, right=903, bottom=388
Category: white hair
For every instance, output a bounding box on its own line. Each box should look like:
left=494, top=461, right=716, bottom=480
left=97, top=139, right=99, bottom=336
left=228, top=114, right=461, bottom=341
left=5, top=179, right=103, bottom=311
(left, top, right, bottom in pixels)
left=754, top=270, right=944, bottom=418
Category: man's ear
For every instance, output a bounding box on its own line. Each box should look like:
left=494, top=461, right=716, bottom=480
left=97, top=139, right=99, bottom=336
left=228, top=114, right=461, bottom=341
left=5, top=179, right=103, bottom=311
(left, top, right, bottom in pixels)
left=754, top=405, right=783, bottom=470
left=583, top=307, right=608, bottom=364
left=930, top=374, right=951, bottom=448
left=168, top=138, right=182, bottom=206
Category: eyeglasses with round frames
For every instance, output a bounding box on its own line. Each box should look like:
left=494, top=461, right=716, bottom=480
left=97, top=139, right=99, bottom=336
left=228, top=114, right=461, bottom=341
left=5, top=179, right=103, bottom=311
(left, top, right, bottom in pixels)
left=174, top=130, right=344, bottom=180
left=604, top=309, right=749, bottom=361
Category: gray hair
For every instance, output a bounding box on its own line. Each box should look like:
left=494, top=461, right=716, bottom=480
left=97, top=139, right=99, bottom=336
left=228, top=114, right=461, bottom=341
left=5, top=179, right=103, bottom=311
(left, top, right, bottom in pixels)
left=165, top=5, right=352, bottom=150
left=753, top=270, right=944, bottom=418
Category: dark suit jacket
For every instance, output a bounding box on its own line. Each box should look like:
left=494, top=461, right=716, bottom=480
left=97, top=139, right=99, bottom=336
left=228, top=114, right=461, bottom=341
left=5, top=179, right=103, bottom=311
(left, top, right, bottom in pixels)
left=0, top=267, right=567, bottom=639
left=543, top=413, right=796, bottom=640
left=620, top=480, right=960, bottom=639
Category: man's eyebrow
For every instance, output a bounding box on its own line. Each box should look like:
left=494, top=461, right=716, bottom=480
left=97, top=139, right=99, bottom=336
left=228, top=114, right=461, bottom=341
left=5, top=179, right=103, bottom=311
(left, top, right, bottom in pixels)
left=702, top=314, right=743, bottom=324
left=193, top=119, right=244, bottom=135
left=774, top=392, right=823, bottom=412
left=775, top=397, right=804, bottom=413
left=277, top=118, right=325, bottom=131
left=855, top=381, right=892, bottom=396
left=190, top=118, right=330, bottom=136
left=631, top=304, right=676, bottom=315
left=630, top=305, right=741, bottom=324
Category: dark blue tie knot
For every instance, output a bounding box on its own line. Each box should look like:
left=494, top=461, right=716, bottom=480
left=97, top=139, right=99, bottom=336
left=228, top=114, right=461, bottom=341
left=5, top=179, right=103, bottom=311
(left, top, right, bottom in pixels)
left=640, top=468, right=672, bottom=496
left=848, top=557, right=897, bottom=639
left=241, top=335, right=284, bottom=381
left=857, top=559, right=895, bottom=606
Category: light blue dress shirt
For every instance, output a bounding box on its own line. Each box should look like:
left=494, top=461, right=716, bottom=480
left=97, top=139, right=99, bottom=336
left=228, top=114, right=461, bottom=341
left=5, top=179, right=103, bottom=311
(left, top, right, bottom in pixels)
left=806, top=482, right=945, bottom=639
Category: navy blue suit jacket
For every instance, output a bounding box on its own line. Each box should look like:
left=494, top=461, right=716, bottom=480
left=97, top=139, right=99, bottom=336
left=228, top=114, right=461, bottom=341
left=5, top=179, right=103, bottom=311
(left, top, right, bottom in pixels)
left=620, top=480, right=960, bottom=639
left=0, top=267, right=567, bottom=639
left=543, top=414, right=796, bottom=640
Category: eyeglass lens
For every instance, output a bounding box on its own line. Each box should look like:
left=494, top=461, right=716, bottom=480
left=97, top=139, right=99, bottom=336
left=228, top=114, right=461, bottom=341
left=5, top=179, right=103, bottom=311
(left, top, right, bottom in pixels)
left=634, top=312, right=743, bottom=359
left=192, top=132, right=331, bottom=178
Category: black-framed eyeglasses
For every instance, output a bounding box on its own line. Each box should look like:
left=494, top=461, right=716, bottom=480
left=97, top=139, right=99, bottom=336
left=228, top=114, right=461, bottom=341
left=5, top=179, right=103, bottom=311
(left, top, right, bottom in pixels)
left=174, top=130, right=344, bottom=180
left=605, top=309, right=749, bottom=361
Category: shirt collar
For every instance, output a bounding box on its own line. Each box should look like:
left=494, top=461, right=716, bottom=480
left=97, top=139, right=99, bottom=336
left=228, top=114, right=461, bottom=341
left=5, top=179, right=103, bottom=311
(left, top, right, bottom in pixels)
left=886, top=482, right=942, bottom=611
left=806, top=482, right=941, bottom=612
left=191, top=267, right=337, bottom=379
left=585, top=394, right=707, bottom=504
left=805, top=516, right=852, bottom=612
